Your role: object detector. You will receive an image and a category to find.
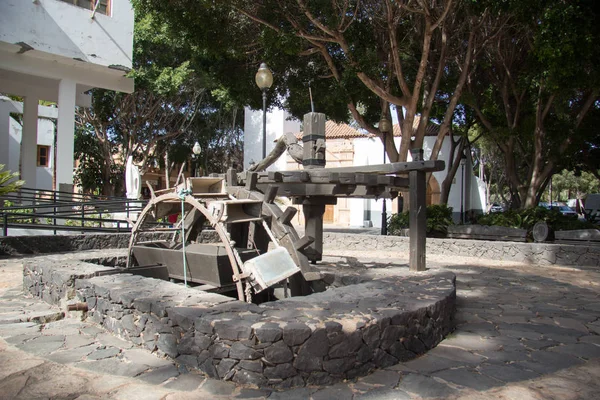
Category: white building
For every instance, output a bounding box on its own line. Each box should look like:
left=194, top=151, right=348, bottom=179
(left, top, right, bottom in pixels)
left=0, top=0, right=134, bottom=192
left=0, top=97, right=58, bottom=191
left=244, top=107, right=485, bottom=226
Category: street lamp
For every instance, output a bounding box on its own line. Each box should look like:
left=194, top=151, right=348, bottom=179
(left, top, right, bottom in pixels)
left=255, top=62, right=273, bottom=159
left=379, top=116, right=392, bottom=235
left=460, top=152, right=467, bottom=224
left=192, top=141, right=201, bottom=177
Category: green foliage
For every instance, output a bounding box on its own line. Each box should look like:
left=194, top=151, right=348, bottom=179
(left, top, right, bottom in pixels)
left=388, top=205, right=454, bottom=237
left=76, top=5, right=246, bottom=195
left=547, top=170, right=600, bottom=202
left=2, top=200, right=37, bottom=224
left=73, top=127, right=122, bottom=195
left=387, top=212, right=409, bottom=236
left=0, top=164, right=24, bottom=196
left=476, top=207, right=595, bottom=232
left=465, top=0, right=600, bottom=208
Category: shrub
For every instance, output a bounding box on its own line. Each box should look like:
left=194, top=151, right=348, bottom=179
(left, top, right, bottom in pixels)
left=388, top=204, right=454, bottom=236
left=0, top=164, right=24, bottom=197
left=388, top=211, right=409, bottom=236
left=476, top=206, right=595, bottom=232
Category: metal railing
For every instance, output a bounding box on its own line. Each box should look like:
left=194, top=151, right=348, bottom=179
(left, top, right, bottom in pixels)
left=1, top=187, right=166, bottom=236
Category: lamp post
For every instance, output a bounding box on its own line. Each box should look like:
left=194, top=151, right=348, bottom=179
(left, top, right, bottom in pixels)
left=460, top=152, right=467, bottom=224
left=255, top=63, right=273, bottom=159
left=192, top=141, right=201, bottom=177
left=379, top=116, right=392, bottom=235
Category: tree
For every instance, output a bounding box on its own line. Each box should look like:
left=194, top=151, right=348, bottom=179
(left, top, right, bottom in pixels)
left=549, top=170, right=599, bottom=202
left=75, top=11, right=209, bottom=196
left=467, top=0, right=600, bottom=209
left=133, top=0, right=498, bottom=168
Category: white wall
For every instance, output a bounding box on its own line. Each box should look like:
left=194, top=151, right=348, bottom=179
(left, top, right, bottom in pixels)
left=349, top=136, right=390, bottom=228
left=244, top=106, right=301, bottom=171
left=0, top=0, right=133, bottom=69
left=349, top=135, right=484, bottom=226
left=0, top=98, right=57, bottom=190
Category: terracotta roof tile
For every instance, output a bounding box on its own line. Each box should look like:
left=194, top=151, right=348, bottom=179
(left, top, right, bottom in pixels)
left=391, top=120, right=440, bottom=137
left=293, top=118, right=441, bottom=140
left=295, top=121, right=373, bottom=140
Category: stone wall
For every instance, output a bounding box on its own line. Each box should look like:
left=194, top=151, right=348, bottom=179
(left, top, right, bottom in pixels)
left=1, top=232, right=184, bottom=257
left=324, top=233, right=600, bottom=267
left=1, top=233, right=133, bottom=257
left=23, top=256, right=118, bottom=308
left=23, top=257, right=456, bottom=388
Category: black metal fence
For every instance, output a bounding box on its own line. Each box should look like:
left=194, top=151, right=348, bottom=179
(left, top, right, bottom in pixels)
left=1, top=187, right=158, bottom=236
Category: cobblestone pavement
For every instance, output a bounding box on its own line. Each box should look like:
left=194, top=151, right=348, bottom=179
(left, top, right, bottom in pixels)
left=1, top=249, right=600, bottom=399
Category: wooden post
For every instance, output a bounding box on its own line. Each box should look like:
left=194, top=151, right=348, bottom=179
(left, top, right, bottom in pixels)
left=302, top=112, right=326, bottom=169
left=301, top=112, right=328, bottom=263
left=409, top=149, right=426, bottom=271
left=302, top=202, right=326, bottom=262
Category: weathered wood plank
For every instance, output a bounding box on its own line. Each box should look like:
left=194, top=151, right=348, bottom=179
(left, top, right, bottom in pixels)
left=322, top=160, right=445, bottom=174
left=257, top=183, right=398, bottom=198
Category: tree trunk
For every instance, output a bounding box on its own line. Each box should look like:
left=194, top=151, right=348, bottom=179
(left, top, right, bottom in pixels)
left=440, top=138, right=466, bottom=204
left=164, top=152, right=170, bottom=189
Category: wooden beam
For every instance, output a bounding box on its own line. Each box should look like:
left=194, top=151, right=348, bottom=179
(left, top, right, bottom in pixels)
left=278, top=207, right=297, bottom=225
left=294, top=235, right=315, bottom=252
left=318, top=160, right=444, bottom=174
left=246, top=172, right=258, bottom=191
left=226, top=168, right=238, bottom=187
left=264, top=185, right=278, bottom=204
left=257, top=183, right=401, bottom=198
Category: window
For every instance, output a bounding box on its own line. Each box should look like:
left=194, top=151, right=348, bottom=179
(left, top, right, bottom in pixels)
left=57, top=0, right=111, bottom=16
left=37, top=145, right=50, bottom=167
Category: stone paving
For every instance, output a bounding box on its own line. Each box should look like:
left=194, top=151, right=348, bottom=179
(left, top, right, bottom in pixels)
left=1, top=248, right=600, bottom=399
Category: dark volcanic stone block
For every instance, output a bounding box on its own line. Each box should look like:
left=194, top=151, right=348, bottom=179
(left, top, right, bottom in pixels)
left=229, top=342, right=262, bottom=360
left=283, top=323, right=312, bottom=346
left=254, top=322, right=283, bottom=343
left=209, top=342, right=230, bottom=359
left=264, top=363, right=297, bottom=380
left=239, top=360, right=263, bottom=373
left=373, top=349, right=398, bottom=368
left=323, top=357, right=355, bottom=374
left=214, top=320, right=253, bottom=340
left=403, top=336, right=426, bottom=355
left=157, top=333, right=178, bottom=358
left=362, top=324, right=381, bottom=349
left=298, top=329, right=328, bottom=357
left=293, top=354, right=323, bottom=372
left=264, top=341, right=294, bottom=364
left=329, top=331, right=362, bottom=359
left=216, top=358, right=238, bottom=379
left=233, top=369, right=267, bottom=387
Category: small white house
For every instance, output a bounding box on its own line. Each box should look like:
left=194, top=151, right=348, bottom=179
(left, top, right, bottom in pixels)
left=244, top=107, right=485, bottom=226
left=0, top=0, right=134, bottom=191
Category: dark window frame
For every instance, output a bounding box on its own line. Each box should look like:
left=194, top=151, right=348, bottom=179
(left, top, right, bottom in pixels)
left=37, top=145, right=50, bottom=167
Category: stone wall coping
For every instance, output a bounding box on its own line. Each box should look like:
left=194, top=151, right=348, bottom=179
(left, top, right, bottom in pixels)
left=324, top=232, right=600, bottom=267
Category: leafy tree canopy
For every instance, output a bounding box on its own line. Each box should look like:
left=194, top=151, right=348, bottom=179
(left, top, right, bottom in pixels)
left=132, top=0, right=499, bottom=165
left=465, top=0, right=600, bottom=208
